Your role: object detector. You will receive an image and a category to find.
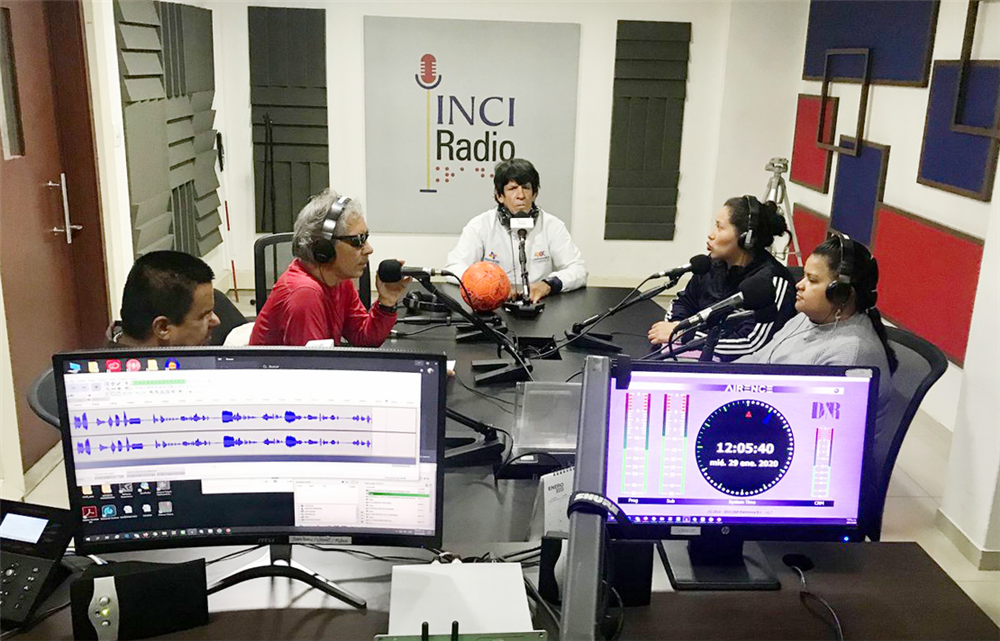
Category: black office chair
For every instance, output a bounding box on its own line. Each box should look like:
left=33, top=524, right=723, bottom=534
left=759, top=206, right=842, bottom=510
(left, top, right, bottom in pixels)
left=864, top=327, right=947, bottom=541
left=253, top=233, right=372, bottom=314
left=253, top=233, right=295, bottom=315
left=210, top=289, right=250, bottom=346
left=27, top=367, right=59, bottom=429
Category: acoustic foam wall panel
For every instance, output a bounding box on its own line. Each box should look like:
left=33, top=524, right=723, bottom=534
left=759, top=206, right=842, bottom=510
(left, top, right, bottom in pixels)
left=871, top=204, right=984, bottom=365
left=802, top=0, right=938, bottom=86
left=917, top=60, right=1000, bottom=201
left=604, top=20, right=690, bottom=241
left=829, top=136, right=889, bottom=246
left=123, top=100, right=173, bottom=255
left=115, top=0, right=221, bottom=257
left=249, top=7, right=329, bottom=234
left=789, top=204, right=830, bottom=268
left=115, top=2, right=165, bottom=103
left=790, top=94, right=838, bottom=193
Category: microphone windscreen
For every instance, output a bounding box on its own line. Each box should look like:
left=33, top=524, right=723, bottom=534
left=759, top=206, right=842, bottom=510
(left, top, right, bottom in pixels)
left=377, top=259, right=403, bottom=283
left=739, top=277, right=776, bottom=310
left=689, top=254, right=712, bottom=275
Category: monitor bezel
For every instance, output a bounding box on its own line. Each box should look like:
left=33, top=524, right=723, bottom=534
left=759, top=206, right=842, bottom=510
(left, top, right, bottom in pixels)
left=54, top=346, right=447, bottom=554
left=600, top=359, right=879, bottom=544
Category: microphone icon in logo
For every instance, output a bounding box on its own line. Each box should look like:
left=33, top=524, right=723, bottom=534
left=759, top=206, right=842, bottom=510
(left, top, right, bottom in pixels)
left=415, top=53, right=442, bottom=89
left=417, top=53, right=441, bottom=194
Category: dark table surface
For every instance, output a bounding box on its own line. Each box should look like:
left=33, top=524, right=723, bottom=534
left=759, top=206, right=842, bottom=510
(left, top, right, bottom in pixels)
left=391, top=284, right=665, bottom=427
left=15, top=541, right=997, bottom=640
left=10, top=289, right=998, bottom=640
left=400, top=286, right=666, bottom=544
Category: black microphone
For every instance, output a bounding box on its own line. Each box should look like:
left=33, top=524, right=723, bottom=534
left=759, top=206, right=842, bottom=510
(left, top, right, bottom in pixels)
left=377, top=259, right=447, bottom=283
left=650, top=254, right=712, bottom=280
left=717, top=304, right=777, bottom=326
left=649, top=305, right=778, bottom=361
left=675, top=277, right=775, bottom=332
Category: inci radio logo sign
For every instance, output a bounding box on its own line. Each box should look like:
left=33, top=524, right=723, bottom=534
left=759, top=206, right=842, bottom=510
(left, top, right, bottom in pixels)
left=415, top=53, right=517, bottom=194
left=364, top=17, right=579, bottom=234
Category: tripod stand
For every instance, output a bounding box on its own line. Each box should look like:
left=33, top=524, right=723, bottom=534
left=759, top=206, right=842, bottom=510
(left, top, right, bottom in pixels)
left=762, top=157, right=801, bottom=267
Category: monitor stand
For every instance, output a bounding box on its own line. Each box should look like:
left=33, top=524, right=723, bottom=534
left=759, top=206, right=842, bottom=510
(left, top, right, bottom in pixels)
left=658, top=538, right=780, bottom=591
left=206, top=544, right=366, bottom=608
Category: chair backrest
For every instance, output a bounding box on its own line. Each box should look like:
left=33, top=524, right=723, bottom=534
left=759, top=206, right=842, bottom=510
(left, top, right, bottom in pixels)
left=254, top=232, right=295, bottom=315
left=27, top=367, right=59, bottom=429
left=865, top=327, right=948, bottom=540
left=253, top=233, right=373, bottom=313
left=210, top=289, right=249, bottom=346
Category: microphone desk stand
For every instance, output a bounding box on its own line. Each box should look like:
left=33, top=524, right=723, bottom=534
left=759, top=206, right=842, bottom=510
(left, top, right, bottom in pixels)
left=502, top=228, right=545, bottom=320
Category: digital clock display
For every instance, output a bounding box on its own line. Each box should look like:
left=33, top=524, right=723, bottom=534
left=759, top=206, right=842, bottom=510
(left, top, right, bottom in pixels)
left=695, top=399, right=794, bottom=496
left=715, top=442, right=776, bottom=455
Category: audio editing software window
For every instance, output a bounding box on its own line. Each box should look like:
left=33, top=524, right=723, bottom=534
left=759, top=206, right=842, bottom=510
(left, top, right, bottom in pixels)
left=604, top=368, right=874, bottom=527
left=62, top=353, right=440, bottom=543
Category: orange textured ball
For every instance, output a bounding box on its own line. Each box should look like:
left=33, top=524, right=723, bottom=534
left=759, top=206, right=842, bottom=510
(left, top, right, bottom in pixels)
left=461, top=261, right=510, bottom=312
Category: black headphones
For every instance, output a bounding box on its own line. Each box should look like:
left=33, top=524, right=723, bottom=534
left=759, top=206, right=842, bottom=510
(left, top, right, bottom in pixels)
left=402, top=290, right=450, bottom=316
left=738, top=195, right=760, bottom=250
left=496, top=202, right=540, bottom=228
left=312, top=196, right=352, bottom=263
left=825, top=234, right=856, bottom=305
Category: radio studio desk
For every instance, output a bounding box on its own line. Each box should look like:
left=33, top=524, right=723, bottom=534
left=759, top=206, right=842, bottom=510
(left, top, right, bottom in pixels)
left=19, top=287, right=999, bottom=640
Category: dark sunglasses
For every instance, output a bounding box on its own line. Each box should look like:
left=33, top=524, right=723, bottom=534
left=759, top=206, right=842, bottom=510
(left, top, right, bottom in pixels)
left=333, top=231, right=370, bottom=248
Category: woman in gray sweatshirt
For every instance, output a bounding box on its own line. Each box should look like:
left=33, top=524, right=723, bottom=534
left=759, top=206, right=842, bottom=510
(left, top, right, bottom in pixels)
left=738, top=235, right=898, bottom=418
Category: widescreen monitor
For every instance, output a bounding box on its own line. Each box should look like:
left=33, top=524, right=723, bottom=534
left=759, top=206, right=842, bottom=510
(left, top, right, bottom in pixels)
left=600, top=359, right=878, bottom=589
left=54, top=348, right=445, bottom=555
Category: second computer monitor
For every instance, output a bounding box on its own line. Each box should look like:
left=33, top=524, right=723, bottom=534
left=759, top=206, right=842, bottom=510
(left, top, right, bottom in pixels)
left=603, top=360, right=878, bottom=538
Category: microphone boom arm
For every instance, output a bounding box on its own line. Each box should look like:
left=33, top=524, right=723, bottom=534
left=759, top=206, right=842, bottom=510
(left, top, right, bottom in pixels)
left=571, top=277, right=679, bottom=334
left=560, top=277, right=681, bottom=354
left=411, top=274, right=533, bottom=385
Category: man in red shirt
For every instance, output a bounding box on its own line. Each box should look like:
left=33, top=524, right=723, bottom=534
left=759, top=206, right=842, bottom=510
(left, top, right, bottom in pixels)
left=249, top=190, right=408, bottom=346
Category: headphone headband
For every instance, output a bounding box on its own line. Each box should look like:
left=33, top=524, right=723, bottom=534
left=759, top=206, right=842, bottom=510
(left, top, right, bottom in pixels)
left=740, top=195, right=760, bottom=250
left=321, top=197, right=351, bottom=239
left=313, top=196, right=352, bottom=263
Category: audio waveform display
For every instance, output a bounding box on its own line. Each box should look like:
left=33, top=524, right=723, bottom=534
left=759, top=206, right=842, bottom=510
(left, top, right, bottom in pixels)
left=72, top=410, right=373, bottom=430
left=222, top=435, right=372, bottom=448
left=74, top=435, right=373, bottom=456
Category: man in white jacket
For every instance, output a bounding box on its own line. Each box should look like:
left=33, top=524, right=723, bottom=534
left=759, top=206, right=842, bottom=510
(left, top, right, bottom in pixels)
left=445, top=158, right=587, bottom=303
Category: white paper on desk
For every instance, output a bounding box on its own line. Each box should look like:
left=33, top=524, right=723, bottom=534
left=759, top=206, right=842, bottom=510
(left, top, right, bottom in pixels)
left=541, top=466, right=575, bottom=537
left=388, top=563, right=532, bottom=635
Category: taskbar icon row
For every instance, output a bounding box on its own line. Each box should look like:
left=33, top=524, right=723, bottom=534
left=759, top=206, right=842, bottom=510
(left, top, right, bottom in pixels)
left=630, top=515, right=724, bottom=524
left=66, top=357, right=181, bottom=374
left=83, top=527, right=232, bottom=543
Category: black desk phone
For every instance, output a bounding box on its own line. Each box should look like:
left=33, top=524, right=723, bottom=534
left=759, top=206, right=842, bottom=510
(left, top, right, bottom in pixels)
left=1, top=499, right=77, bottom=627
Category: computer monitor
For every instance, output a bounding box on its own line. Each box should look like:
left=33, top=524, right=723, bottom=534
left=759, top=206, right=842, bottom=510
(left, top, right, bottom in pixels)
left=599, top=358, right=878, bottom=589
left=54, top=348, right=445, bottom=556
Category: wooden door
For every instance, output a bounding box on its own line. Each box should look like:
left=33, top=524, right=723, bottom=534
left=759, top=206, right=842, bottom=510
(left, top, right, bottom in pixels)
left=0, top=0, right=108, bottom=473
